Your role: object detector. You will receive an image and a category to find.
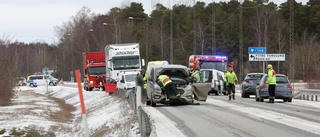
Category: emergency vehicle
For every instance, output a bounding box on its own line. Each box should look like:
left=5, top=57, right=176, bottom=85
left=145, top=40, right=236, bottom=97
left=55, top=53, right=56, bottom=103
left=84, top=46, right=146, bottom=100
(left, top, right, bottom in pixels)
left=83, top=52, right=117, bottom=93
left=189, top=55, right=229, bottom=95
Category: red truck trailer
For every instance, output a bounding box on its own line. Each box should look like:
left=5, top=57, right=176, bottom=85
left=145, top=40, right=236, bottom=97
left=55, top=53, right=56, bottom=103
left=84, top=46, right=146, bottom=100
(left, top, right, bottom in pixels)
left=83, top=52, right=117, bottom=93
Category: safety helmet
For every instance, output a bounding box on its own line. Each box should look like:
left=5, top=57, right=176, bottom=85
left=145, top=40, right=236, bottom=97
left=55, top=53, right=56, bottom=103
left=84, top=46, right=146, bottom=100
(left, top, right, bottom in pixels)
left=196, top=67, right=200, bottom=70
left=140, top=69, right=145, bottom=74
left=267, top=64, right=273, bottom=69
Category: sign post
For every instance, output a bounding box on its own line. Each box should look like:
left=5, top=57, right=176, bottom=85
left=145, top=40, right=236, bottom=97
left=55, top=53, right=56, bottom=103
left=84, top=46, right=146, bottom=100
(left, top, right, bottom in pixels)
left=249, top=47, right=267, bottom=73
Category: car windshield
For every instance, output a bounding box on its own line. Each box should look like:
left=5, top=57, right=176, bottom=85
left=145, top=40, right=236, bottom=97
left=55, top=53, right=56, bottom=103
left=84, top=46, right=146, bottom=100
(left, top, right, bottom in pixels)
left=199, top=61, right=227, bottom=72
left=88, top=66, right=106, bottom=75
left=113, top=55, right=140, bottom=70
left=199, top=70, right=212, bottom=83
left=125, top=74, right=137, bottom=82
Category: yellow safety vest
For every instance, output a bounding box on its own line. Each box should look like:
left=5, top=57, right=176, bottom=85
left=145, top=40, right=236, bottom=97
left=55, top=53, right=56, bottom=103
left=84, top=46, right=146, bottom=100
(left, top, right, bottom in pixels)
left=224, top=71, right=238, bottom=85
left=158, top=75, right=172, bottom=87
left=266, top=69, right=276, bottom=85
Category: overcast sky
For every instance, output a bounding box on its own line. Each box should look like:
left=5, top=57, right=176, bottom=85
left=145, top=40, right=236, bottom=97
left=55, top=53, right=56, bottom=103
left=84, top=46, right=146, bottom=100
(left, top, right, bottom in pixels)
left=0, top=0, right=308, bottom=45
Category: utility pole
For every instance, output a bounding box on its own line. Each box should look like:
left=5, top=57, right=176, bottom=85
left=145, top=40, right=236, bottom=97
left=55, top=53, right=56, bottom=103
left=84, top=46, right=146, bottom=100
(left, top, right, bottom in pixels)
left=170, top=9, right=173, bottom=64
left=212, top=0, right=216, bottom=55
left=239, top=0, right=244, bottom=80
left=290, top=0, right=295, bottom=88
left=193, top=0, right=196, bottom=55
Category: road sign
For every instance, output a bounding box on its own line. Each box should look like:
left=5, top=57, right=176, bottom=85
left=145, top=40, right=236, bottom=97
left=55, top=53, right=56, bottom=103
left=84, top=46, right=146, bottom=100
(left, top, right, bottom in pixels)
left=249, top=47, right=266, bottom=54
left=249, top=54, right=285, bottom=61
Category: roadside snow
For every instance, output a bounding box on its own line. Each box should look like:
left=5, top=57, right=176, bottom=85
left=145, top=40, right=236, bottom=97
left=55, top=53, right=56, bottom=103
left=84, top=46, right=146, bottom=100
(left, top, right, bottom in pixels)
left=0, top=84, right=140, bottom=137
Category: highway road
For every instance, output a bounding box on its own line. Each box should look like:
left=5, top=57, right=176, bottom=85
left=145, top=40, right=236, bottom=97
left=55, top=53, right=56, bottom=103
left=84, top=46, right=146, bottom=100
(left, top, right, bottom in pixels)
left=153, top=94, right=320, bottom=137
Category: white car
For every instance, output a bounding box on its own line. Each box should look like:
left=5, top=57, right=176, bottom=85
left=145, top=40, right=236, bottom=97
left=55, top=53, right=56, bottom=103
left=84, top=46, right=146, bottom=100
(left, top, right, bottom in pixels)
left=117, top=71, right=139, bottom=90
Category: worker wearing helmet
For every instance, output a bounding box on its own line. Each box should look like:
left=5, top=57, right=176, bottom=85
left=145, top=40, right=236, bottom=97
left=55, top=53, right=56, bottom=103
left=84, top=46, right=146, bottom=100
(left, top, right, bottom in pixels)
left=224, top=67, right=238, bottom=100
left=191, top=67, right=200, bottom=82
left=266, top=64, right=276, bottom=103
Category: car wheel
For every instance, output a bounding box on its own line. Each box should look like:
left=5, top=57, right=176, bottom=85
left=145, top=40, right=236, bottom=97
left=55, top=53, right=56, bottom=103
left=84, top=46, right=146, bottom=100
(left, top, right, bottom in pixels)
left=288, top=98, right=292, bottom=102
left=283, top=99, right=288, bottom=102
left=146, top=96, right=151, bottom=106
left=49, top=82, right=54, bottom=86
left=150, top=95, right=156, bottom=107
left=241, top=93, right=245, bottom=98
left=215, top=92, right=219, bottom=95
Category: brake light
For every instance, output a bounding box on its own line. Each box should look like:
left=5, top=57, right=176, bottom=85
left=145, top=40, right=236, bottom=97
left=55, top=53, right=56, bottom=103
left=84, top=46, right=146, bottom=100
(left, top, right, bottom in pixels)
left=287, top=84, right=292, bottom=88
left=245, top=79, right=250, bottom=83
left=214, top=80, right=216, bottom=86
left=261, top=84, right=266, bottom=88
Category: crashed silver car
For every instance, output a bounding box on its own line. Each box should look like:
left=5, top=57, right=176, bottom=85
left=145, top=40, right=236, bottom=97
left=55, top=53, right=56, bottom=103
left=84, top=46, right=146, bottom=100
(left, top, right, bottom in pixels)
left=146, top=64, right=211, bottom=106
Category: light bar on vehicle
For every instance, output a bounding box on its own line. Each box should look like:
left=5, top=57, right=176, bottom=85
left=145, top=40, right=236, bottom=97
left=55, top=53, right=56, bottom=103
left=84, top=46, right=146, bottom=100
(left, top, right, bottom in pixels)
left=215, top=56, right=227, bottom=59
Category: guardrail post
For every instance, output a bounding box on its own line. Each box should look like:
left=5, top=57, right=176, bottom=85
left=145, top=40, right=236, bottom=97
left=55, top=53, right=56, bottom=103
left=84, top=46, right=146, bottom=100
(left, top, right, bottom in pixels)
left=307, top=95, right=309, bottom=101
left=303, top=95, right=305, bottom=100
left=311, top=95, right=314, bottom=101
left=316, top=95, right=318, bottom=101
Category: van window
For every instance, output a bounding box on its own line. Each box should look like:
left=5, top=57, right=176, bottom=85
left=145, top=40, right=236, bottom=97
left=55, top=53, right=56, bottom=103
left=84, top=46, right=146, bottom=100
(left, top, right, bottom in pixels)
left=44, top=76, right=49, bottom=79
left=30, top=76, right=43, bottom=80
left=199, top=70, right=212, bottom=83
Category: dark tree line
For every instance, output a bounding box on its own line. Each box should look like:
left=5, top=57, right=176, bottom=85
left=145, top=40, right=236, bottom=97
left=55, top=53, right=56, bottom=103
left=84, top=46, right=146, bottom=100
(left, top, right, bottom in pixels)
left=1, top=0, right=320, bottom=105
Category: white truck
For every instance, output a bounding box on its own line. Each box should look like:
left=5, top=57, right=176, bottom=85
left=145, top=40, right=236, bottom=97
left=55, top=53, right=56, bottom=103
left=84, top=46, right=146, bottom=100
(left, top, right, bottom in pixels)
left=105, top=43, right=145, bottom=81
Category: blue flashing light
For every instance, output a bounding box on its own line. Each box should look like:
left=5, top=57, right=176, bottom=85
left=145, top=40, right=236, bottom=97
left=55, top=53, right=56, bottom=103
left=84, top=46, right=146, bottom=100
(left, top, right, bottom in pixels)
left=163, top=62, right=169, bottom=65
left=90, top=61, right=94, bottom=64
left=205, top=56, right=209, bottom=58
left=215, top=56, right=227, bottom=59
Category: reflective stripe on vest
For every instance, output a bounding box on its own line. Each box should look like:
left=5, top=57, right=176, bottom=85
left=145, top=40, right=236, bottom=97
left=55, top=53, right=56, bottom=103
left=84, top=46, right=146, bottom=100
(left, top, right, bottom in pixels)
left=158, top=75, right=172, bottom=87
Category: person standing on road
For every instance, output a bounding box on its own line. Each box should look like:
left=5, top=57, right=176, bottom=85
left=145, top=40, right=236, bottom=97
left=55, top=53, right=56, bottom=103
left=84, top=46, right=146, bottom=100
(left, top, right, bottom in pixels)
left=224, top=67, right=238, bottom=100
left=156, top=74, right=182, bottom=105
left=191, top=67, right=200, bottom=82
left=266, top=64, right=276, bottom=103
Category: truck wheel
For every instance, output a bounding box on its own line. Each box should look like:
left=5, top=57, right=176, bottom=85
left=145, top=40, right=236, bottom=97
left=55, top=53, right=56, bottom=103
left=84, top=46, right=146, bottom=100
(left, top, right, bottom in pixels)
left=288, top=98, right=292, bottom=102
left=89, top=88, right=93, bottom=91
left=259, top=97, right=264, bottom=102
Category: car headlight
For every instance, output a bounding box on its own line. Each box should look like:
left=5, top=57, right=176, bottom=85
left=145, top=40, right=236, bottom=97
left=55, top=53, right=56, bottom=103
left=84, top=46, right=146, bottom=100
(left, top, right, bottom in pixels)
left=154, top=84, right=161, bottom=90
left=185, top=84, right=191, bottom=91
left=90, top=81, right=93, bottom=84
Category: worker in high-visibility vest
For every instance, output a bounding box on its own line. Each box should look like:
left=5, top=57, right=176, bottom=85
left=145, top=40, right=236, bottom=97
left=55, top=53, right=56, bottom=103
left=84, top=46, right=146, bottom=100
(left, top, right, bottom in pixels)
left=266, top=64, right=276, bottom=103
left=157, top=75, right=182, bottom=105
left=224, top=67, right=238, bottom=100
left=191, top=67, right=200, bottom=82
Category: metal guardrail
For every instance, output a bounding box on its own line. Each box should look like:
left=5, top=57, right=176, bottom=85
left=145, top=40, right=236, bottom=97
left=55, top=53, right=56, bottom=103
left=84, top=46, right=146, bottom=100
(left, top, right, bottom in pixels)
left=293, top=89, right=320, bottom=101
left=114, top=87, right=152, bottom=137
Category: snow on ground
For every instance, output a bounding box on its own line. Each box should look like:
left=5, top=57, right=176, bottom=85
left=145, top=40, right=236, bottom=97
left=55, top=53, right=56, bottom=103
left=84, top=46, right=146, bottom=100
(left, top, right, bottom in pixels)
left=0, top=84, right=140, bottom=137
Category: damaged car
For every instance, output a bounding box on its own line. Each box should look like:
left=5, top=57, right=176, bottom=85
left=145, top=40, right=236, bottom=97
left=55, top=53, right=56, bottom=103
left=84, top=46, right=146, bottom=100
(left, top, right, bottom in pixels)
left=146, top=64, right=211, bottom=106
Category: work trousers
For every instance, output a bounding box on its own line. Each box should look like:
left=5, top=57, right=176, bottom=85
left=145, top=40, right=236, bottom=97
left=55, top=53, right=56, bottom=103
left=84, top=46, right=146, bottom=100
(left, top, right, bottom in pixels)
left=268, top=84, right=276, bottom=98
left=164, top=82, right=179, bottom=99
left=227, top=83, right=235, bottom=96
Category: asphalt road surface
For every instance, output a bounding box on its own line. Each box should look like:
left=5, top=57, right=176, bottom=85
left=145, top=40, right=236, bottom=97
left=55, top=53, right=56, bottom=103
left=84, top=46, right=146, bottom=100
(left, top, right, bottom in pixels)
left=154, top=94, right=320, bottom=137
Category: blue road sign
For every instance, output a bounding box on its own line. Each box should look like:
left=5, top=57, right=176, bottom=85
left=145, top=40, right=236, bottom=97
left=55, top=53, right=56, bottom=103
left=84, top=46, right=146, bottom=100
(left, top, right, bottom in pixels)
left=249, top=47, right=266, bottom=54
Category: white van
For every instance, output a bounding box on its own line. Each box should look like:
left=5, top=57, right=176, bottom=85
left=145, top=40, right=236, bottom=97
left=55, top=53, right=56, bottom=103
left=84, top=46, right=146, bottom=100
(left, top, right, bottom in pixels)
left=117, top=71, right=139, bottom=90
left=199, top=69, right=227, bottom=95
left=27, top=75, right=59, bottom=86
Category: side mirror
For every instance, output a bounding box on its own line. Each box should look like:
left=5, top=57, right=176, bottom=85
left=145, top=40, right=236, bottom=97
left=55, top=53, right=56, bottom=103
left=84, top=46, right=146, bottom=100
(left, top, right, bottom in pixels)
left=120, top=80, right=124, bottom=83
left=141, top=59, right=145, bottom=66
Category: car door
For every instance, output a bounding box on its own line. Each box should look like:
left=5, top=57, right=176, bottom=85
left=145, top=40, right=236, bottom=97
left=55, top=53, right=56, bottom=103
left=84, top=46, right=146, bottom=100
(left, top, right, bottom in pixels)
left=192, top=70, right=212, bottom=101
left=104, top=77, right=117, bottom=93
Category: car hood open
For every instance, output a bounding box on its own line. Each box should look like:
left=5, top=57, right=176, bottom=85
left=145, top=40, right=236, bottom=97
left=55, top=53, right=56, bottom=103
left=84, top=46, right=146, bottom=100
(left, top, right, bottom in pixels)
left=158, top=68, right=189, bottom=81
